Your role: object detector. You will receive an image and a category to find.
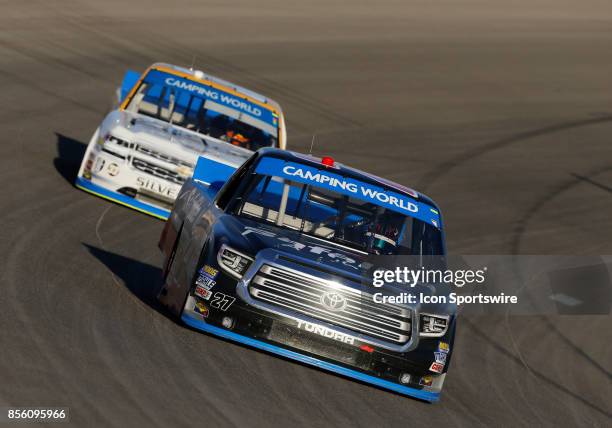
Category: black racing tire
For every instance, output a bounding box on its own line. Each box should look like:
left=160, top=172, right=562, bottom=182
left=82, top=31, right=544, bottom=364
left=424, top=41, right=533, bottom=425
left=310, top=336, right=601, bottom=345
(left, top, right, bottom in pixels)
left=163, top=223, right=183, bottom=283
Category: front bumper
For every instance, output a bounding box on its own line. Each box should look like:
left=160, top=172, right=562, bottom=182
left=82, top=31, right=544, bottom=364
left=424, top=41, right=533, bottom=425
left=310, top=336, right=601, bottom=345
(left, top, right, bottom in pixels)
left=182, top=292, right=446, bottom=402
left=182, top=310, right=441, bottom=402
left=76, top=132, right=185, bottom=220
left=75, top=176, right=170, bottom=220
left=179, top=244, right=455, bottom=401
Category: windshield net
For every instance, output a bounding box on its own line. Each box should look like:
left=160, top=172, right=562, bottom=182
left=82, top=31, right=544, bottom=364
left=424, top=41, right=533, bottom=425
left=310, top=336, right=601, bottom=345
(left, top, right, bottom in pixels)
left=235, top=173, right=442, bottom=256
left=126, top=70, right=279, bottom=150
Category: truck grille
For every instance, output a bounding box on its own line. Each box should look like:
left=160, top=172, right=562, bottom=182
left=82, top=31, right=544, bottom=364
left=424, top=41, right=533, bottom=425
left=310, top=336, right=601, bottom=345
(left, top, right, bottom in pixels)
left=132, top=158, right=184, bottom=185
left=135, top=145, right=193, bottom=168
left=249, top=264, right=412, bottom=344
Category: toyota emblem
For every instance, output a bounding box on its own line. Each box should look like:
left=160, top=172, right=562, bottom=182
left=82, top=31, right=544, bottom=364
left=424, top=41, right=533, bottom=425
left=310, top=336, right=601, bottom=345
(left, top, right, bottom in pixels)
left=320, top=291, right=347, bottom=311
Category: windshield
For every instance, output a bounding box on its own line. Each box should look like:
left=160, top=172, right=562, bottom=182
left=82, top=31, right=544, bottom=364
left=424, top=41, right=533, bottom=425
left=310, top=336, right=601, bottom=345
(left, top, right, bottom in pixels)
left=126, top=69, right=279, bottom=150
left=233, top=159, right=443, bottom=256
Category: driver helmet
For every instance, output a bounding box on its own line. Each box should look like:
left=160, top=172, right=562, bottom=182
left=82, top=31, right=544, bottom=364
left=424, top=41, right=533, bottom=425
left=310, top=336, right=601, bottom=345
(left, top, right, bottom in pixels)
left=372, top=226, right=399, bottom=254
left=226, top=130, right=250, bottom=149
left=370, top=212, right=402, bottom=254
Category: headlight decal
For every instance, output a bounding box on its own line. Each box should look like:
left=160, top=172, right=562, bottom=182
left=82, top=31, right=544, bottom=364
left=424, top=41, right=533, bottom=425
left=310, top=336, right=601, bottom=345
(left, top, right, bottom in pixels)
left=217, top=244, right=254, bottom=279
left=419, top=313, right=449, bottom=337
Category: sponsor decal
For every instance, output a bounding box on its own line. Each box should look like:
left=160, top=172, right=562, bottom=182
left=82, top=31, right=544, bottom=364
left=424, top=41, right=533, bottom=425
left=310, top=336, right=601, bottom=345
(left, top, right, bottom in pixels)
left=254, top=158, right=441, bottom=227
left=107, top=162, right=119, bottom=177
left=165, top=77, right=263, bottom=118
left=195, top=275, right=216, bottom=290
left=194, top=284, right=212, bottom=301
left=139, top=70, right=277, bottom=127
left=419, top=375, right=433, bottom=387
left=95, top=158, right=105, bottom=172
left=438, top=341, right=450, bottom=353
left=434, top=351, right=447, bottom=365
left=429, top=362, right=444, bottom=374
left=210, top=292, right=235, bottom=311
left=399, top=373, right=411, bottom=385
left=320, top=291, right=347, bottom=312
left=297, top=320, right=355, bottom=345
left=136, top=177, right=178, bottom=198
left=282, top=164, right=417, bottom=212
left=241, top=226, right=360, bottom=271
left=194, top=302, right=209, bottom=318
left=200, top=265, right=219, bottom=279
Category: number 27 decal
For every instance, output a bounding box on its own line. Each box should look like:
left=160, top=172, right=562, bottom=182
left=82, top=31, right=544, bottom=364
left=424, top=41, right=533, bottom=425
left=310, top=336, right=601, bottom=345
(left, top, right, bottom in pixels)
left=210, top=292, right=235, bottom=311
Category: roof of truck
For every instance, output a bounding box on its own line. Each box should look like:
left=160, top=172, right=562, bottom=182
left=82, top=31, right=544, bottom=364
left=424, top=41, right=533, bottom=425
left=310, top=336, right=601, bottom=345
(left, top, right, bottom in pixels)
left=142, top=62, right=283, bottom=114
left=258, top=148, right=441, bottom=211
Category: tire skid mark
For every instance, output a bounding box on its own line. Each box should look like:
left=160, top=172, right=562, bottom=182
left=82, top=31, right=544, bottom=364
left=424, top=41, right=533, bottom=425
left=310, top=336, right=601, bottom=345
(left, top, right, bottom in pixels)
left=171, top=50, right=364, bottom=128
left=418, top=116, right=612, bottom=191
left=0, top=38, right=109, bottom=83
left=511, top=165, right=612, bottom=255
left=102, top=27, right=363, bottom=129
left=37, top=0, right=156, bottom=65
left=26, top=1, right=359, bottom=135
left=0, top=198, right=118, bottom=426
left=133, top=36, right=360, bottom=129
left=499, top=166, right=612, bottom=424
left=463, top=318, right=612, bottom=419
left=505, top=167, right=612, bottom=408
left=91, top=207, right=243, bottom=427
left=0, top=68, right=105, bottom=116
left=88, top=205, right=170, bottom=428
left=48, top=3, right=362, bottom=129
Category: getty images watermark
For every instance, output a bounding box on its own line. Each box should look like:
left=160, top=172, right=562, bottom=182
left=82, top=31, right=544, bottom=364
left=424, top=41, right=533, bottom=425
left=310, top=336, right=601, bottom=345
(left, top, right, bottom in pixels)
left=370, top=266, right=519, bottom=306
left=363, top=256, right=612, bottom=315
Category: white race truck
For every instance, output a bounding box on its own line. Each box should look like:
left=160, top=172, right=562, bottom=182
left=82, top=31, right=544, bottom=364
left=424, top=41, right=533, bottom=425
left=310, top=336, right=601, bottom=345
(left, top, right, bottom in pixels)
left=76, top=63, right=286, bottom=219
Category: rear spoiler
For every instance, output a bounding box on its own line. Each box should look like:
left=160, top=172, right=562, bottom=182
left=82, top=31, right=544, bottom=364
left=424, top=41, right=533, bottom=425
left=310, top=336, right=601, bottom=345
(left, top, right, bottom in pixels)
left=192, top=156, right=237, bottom=187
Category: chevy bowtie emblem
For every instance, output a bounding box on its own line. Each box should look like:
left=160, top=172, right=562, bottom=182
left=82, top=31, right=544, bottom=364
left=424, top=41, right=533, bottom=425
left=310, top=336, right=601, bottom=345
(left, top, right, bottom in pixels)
left=320, top=291, right=347, bottom=311
left=176, top=165, right=193, bottom=177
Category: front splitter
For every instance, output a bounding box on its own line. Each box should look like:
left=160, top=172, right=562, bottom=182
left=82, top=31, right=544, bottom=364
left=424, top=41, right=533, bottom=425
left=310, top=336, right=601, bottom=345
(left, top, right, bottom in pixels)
left=75, top=176, right=170, bottom=220
left=182, top=312, right=440, bottom=402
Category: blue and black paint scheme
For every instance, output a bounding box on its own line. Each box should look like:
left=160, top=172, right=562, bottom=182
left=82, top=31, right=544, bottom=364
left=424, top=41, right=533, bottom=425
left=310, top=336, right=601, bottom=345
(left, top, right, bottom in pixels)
left=158, top=148, right=455, bottom=402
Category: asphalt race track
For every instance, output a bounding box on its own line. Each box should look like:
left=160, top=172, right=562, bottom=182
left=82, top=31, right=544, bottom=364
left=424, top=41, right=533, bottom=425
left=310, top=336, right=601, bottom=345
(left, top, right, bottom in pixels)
left=1, top=0, right=611, bottom=426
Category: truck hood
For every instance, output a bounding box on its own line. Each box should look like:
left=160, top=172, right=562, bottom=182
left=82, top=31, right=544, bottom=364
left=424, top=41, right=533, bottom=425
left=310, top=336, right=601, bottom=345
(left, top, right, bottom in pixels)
left=105, top=110, right=251, bottom=167
left=216, top=216, right=452, bottom=305
left=217, top=216, right=369, bottom=276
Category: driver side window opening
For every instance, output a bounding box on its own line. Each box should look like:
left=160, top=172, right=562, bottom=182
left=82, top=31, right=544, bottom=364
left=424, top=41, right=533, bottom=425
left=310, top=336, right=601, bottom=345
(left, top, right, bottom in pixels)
left=216, top=153, right=260, bottom=210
